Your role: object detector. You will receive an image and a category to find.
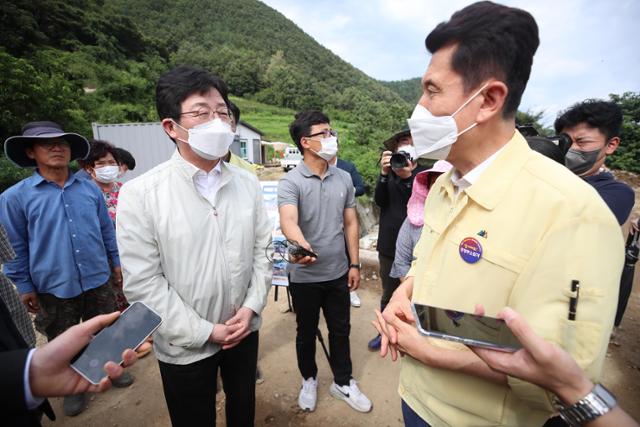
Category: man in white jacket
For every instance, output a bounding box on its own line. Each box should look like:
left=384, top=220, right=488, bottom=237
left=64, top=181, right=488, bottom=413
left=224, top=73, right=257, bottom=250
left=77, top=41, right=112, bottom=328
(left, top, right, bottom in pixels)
left=116, top=65, right=272, bottom=427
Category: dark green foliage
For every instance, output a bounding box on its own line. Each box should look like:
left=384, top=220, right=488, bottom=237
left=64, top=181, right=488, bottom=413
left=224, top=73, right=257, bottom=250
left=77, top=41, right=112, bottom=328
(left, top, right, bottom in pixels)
left=380, top=78, right=423, bottom=104
left=0, top=156, right=32, bottom=193
left=0, top=50, right=88, bottom=139
left=608, top=92, right=640, bottom=173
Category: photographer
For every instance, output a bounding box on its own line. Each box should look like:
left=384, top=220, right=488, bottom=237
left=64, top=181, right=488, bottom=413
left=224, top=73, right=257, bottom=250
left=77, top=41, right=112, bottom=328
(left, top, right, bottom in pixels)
left=368, top=127, right=426, bottom=351
left=554, top=100, right=634, bottom=226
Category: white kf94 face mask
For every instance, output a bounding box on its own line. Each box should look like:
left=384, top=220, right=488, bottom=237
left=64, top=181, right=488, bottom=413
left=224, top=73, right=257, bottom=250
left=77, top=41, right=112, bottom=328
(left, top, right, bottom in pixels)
left=175, top=118, right=236, bottom=160
left=407, top=83, right=489, bottom=160
left=93, top=165, right=120, bottom=183
left=311, top=136, right=338, bottom=161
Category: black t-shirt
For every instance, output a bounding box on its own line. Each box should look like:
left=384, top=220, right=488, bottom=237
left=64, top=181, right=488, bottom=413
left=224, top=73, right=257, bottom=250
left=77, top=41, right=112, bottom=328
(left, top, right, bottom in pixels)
left=584, top=171, right=635, bottom=225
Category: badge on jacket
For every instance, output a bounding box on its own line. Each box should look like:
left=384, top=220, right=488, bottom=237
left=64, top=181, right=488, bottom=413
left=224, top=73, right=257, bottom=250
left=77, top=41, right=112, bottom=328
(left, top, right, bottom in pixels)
left=459, top=237, right=482, bottom=264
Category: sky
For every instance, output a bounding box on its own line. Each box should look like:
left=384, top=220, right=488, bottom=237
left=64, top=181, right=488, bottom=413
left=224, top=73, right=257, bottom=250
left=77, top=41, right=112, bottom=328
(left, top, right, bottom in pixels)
left=261, top=0, right=639, bottom=126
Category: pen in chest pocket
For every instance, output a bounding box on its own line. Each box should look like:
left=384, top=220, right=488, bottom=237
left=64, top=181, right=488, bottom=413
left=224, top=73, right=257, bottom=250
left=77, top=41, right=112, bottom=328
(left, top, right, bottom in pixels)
left=568, top=279, right=580, bottom=321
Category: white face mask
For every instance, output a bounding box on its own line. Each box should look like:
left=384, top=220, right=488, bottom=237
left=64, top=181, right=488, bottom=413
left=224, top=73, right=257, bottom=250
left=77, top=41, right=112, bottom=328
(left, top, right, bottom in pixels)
left=175, top=118, right=235, bottom=160
left=310, top=136, right=338, bottom=161
left=407, top=83, right=488, bottom=160
left=93, top=165, right=120, bottom=184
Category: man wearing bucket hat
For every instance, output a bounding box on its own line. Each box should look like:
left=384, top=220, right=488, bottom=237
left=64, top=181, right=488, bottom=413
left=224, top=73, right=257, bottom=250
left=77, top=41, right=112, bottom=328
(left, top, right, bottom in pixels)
left=0, top=121, right=129, bottom=417
left=368, top=126, right=426, bottom=351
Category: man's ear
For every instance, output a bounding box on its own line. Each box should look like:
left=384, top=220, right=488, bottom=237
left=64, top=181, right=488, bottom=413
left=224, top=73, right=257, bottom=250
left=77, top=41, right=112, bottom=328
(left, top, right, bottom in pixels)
left=604, top=137, right=620, bottom=155
left=25, top=147, right=35, bottom=160
left=476, top=81, right=508, bottom=124
left=161, top=118, right=180, bottom=141
left=300, top=136, right=310, bottom=151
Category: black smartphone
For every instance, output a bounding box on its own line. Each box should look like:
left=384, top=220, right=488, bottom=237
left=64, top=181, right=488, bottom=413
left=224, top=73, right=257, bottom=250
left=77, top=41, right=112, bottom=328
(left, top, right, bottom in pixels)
left=71, top=302, right=162, bottom=384
left=412, top=303, right=522, bottom=352
left=287, top=240, right=319, bottom=259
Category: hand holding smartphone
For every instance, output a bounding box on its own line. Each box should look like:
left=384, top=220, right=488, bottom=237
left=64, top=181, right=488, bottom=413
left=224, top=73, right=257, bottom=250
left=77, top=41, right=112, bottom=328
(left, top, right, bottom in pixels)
left=71, top=302, right=162, bottom=384
left=412, top=303, right=522, bottom=352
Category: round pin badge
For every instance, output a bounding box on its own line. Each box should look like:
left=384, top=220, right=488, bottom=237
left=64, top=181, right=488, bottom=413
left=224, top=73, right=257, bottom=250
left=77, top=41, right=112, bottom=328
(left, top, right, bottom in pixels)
left=459, top=237, right=483, bottom=264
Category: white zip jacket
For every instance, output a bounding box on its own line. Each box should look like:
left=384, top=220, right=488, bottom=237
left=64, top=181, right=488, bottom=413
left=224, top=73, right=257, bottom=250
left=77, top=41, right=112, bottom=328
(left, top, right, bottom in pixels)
left=116, top=151, right=272, bottom=365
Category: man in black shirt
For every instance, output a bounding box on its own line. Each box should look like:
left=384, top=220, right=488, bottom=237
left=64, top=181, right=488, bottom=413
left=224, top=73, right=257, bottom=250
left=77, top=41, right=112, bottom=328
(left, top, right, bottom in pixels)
left=368, top=127, right=425, bottom=350
left=554, top=100, right=634, bottom=226
left=555, top=100, right=636, bottom=327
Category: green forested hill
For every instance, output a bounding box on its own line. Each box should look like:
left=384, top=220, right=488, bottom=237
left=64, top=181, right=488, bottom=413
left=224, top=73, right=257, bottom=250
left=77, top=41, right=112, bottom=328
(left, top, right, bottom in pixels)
left=0, top=0, right=413, bottom=190
left=1, top=0, right=637, bottom=192
left=380, top=78, right=423, bottom=104
left=110, top=0, right=406, bottom=107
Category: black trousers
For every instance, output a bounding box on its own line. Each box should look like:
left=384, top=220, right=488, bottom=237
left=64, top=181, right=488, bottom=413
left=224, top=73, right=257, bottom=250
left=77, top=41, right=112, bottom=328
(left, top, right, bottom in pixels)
left=289, top=274, right=352, bottom=386
left=379, top=253, right=401, bottom=308
left=158, top=331, right=259, bottom=427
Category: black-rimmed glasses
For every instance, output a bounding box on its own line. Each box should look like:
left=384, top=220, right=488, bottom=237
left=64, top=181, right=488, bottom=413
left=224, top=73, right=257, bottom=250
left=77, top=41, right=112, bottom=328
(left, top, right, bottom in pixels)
left=180, top=107, right=233, bottom=123
left=306, top=129, right=338, bottom=139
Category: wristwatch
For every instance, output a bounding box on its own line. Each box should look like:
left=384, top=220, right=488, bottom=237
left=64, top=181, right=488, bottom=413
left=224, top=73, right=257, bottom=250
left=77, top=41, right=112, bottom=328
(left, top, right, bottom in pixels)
left=556, top=384, right=617, bottom=426
left=349, top=263, right=361, bottom=270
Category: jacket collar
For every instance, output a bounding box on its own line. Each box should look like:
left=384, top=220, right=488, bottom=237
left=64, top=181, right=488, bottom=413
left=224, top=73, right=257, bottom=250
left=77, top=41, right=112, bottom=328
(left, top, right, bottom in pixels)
left=438, top=130, right=531, bottom=211
left=171, top=150, right=233, bottom=190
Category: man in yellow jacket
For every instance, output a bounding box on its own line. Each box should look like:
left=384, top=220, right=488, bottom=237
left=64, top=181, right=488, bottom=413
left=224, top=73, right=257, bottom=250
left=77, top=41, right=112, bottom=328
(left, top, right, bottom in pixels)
left=225, top=100, right=259, bottom=175
left=374, top=2, right=623, bottom=427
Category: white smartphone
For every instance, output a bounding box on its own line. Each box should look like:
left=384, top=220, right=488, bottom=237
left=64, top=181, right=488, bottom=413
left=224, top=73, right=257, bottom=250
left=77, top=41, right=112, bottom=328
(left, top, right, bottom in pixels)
left=70, top=302, right=162, bottom=384
left=412, top=303, right=521, bottom=352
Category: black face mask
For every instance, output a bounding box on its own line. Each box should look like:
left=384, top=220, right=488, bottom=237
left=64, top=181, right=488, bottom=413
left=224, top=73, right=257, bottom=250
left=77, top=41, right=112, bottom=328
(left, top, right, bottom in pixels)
left=564, top=147, right=602, bottom=175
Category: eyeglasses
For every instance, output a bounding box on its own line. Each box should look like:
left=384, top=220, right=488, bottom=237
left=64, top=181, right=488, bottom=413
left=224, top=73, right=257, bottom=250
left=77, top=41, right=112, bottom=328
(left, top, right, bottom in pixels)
left=306, top=129, right=338, bottom=139
left=35, top=139, right=70, bottom=150
left=180, top=107, right=233, bottom=123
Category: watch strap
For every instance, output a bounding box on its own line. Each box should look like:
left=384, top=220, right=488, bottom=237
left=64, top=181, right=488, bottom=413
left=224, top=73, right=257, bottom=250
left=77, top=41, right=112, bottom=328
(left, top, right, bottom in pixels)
left=557, top=384, right=617, bottom=426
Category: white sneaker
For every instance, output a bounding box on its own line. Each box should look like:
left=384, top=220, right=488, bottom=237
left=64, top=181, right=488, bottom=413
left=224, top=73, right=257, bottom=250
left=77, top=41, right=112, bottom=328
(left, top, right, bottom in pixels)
left=330, top=379, right=372, bottom=413
left=349, top=291, right=361, bottom=307
left=298, top=377, right=317, bottom=411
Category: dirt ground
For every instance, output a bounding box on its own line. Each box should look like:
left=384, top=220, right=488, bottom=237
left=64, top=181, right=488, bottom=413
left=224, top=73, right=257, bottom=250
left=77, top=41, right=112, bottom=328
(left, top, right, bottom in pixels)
left=43, top=267, right=640, bottom=427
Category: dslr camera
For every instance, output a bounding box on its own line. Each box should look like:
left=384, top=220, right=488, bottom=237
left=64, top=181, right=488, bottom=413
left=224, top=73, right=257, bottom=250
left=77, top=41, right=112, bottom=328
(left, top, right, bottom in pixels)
left=390, top=149, right=415, bottom=169
left=516, top=124, right=572, bottom=155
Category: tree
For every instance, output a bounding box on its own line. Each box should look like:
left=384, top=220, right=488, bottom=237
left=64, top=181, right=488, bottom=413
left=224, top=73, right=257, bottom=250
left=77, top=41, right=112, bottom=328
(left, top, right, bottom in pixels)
left=609, top=92, right=640, bottom=173
left=0, top=51, right=88, bottom=140
left=256, top=51, right=323, bottom=110
left=516, top=109, right=553, bottom=136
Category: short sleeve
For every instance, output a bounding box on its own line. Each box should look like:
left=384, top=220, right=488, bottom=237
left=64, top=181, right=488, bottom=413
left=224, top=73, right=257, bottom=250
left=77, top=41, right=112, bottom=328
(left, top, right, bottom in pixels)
left=344, top=176, right=356, bottom=209
left=277, top=176, right=299, bottom=208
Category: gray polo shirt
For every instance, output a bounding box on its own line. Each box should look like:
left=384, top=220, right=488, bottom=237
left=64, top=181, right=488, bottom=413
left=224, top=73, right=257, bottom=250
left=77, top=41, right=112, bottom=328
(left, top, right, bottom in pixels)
left=278, top=162, right=356, bottom=283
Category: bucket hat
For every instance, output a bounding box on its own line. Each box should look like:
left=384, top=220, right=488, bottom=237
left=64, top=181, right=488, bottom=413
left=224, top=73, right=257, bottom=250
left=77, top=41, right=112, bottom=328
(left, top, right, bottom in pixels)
left=382, top=125, right=412, bottom=151
left=4, top=121, right=89, bottom=167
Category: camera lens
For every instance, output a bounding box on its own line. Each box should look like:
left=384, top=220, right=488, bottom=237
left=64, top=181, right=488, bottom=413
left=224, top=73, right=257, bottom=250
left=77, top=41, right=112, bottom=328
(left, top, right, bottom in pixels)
left=390, top=153, right=410, bottom=169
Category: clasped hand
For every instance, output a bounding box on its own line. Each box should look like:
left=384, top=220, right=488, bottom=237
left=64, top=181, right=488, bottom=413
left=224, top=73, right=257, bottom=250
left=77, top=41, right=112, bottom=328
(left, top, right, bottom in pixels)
left=210, top=307, right=255, bottom=350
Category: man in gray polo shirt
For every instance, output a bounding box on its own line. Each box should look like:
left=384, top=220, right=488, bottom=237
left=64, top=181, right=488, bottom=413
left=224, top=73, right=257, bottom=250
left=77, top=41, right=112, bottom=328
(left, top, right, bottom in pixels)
left=278, top=110, right=372, bottom=414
